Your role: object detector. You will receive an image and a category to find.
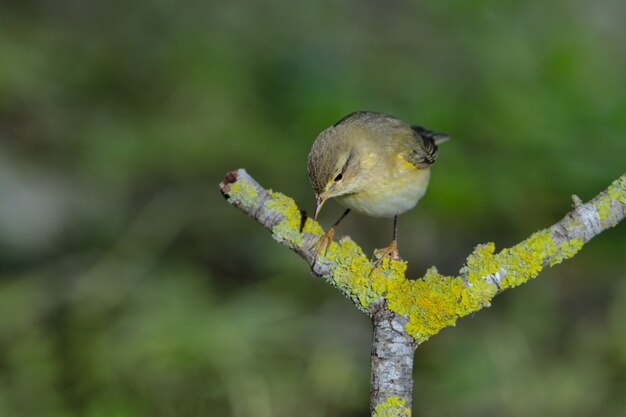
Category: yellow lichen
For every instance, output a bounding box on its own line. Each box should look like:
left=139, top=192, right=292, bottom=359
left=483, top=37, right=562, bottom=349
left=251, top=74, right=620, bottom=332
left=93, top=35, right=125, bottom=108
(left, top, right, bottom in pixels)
left=596, top=193, right=614, bottom=225
left=496, top=229, right=556, bottom=288
left=464, top=242, right=501, bottom=283
left=372, top=396, right=411, bottom=417
left=229, top=180, right=258, bottom=207
left=550, top=238, right=584, bottom=266
left=371, top=259, right=408, bottom=299
left=467, top=242, right=498, bottom=271
left=379, top=243, right=505, bottom=342
left=309, top=220, right=591, bottom=341
left=605, top=175, right=626, bottom=217
left=264, top=191, right=384, bottom=311
left=399, top=263, right=497, bottom=342
left=323, top=237, right=382, bottom=308
left=595, top=175, right=626, bottom=223
left=393, top=232, right=583, bottom=341
left=266, top=190, right=323, bottom=247
left=382, top=275, right=412, bottom=315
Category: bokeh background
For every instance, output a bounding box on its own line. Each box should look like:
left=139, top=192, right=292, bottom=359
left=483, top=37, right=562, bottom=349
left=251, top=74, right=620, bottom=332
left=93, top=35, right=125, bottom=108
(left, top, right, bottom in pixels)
left=1, top=0, right=625, bottom=416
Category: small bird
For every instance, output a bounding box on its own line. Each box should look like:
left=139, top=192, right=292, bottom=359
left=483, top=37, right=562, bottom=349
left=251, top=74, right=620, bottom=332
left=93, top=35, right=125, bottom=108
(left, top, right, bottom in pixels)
left=307, top=111, right=449, bottom=263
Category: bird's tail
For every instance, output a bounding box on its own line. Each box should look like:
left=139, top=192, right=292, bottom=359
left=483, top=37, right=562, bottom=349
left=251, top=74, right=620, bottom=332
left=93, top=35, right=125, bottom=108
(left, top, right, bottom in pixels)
left=411, top=125, right=451, bottom=145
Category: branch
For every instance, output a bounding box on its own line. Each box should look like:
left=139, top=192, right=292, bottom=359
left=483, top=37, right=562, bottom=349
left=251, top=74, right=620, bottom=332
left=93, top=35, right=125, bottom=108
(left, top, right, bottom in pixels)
left=220, top=169, right=626, bottom=343
left=221, top=169, right=624, bottom=415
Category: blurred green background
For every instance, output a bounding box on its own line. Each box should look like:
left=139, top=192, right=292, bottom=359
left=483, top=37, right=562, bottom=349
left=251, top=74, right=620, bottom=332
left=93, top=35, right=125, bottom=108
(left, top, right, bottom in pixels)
left=1, top=0, right=625, bottom=416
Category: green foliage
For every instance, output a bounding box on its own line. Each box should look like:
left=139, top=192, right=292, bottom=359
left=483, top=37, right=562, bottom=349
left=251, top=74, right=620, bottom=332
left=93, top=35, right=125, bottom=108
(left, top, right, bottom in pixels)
left=0, top=0, right=625, bottom=416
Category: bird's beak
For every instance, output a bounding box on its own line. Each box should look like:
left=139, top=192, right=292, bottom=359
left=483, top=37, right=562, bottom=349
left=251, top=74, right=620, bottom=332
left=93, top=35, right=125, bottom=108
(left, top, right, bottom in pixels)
left=314, top=192, right=330, bottom=220
left=315, top=181, right=338, bottom=220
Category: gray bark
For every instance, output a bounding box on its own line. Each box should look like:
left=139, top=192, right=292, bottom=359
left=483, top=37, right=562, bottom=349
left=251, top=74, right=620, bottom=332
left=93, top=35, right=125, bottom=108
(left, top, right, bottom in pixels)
left=370, top=304, right=416, bottom=414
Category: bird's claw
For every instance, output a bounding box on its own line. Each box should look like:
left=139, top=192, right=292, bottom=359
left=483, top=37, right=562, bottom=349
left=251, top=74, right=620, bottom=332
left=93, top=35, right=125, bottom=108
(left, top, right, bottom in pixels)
left=312, top=226, right=335, bottom=265
left=369, top=240, right=401, bottom=275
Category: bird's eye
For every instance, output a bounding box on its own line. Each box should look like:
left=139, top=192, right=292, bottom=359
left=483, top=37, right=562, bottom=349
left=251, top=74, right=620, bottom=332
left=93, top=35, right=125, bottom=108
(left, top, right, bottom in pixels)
left=334, top=173, right=343, bottom=181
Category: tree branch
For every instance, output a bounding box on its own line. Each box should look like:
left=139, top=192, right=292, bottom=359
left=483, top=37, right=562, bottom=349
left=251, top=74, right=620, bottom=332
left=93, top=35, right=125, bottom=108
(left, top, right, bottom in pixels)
left=220, top=169, right=626, bottom=415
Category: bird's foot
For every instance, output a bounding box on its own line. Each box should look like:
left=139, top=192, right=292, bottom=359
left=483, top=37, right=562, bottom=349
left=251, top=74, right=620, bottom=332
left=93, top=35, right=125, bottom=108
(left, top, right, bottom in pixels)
left=312, top=226, right=335, bottom=265
left=370, top=240, right=401, bottom=273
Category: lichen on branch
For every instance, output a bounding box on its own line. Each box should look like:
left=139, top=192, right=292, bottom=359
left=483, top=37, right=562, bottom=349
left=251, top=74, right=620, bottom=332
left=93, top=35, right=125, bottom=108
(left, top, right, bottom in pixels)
left=220, top=170, right=626, bottom=344
left=372, top=396, right=411, bottom=417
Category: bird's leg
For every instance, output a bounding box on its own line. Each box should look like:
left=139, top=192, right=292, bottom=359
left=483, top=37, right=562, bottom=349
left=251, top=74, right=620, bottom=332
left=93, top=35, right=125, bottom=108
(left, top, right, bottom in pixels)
left=312, top=209, right=351, bottom=265
left=372, top=216, right=401, bottom=270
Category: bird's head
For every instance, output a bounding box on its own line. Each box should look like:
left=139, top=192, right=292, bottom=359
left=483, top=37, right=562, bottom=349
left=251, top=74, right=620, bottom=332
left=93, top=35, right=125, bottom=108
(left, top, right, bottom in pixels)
left=307, top=126, right=363, bottom=219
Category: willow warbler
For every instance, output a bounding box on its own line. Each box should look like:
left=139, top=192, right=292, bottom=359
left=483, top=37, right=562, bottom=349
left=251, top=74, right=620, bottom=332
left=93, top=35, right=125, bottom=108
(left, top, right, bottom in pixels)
left=307, top=111, right=449, bottom=261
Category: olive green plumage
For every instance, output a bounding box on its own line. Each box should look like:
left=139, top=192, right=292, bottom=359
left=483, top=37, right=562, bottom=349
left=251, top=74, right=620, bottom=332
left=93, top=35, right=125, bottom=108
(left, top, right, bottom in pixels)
left=308, top=111, right=449, bottom=219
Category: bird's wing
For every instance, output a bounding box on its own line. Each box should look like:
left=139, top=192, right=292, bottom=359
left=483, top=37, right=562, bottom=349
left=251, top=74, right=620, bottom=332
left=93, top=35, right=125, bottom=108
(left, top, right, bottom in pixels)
left=403, top=125, right=450, bottom=168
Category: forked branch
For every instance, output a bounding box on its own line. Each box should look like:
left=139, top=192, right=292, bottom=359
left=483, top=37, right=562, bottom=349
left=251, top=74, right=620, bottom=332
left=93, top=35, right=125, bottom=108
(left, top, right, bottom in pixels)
left=220, top=169, right=625, bottom=415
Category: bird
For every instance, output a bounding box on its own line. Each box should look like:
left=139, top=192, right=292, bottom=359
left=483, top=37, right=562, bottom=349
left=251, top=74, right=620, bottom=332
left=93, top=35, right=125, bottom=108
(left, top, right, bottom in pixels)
left=307, top=111, right=449, bottom=265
